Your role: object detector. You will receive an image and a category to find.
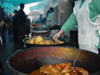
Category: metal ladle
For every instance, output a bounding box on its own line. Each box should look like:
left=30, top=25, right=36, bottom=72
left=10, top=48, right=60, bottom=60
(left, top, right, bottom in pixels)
left=70, top=52, right=80, bottom=72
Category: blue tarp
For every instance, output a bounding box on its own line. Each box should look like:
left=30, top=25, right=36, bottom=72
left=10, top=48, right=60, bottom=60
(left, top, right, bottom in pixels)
left=3, top=0, right=44, bottom=6
left=30, top=0, right=48, bottom=10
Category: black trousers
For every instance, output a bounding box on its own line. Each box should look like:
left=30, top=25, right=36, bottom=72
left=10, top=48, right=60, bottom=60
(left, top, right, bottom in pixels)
left=18, top=25, right=26, bottom=47
left=12, top=29, right=18, bottom=44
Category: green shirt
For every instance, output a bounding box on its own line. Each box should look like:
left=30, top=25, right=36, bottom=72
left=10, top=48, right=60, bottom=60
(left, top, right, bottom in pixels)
left=61, top=0, right=100, bottom=48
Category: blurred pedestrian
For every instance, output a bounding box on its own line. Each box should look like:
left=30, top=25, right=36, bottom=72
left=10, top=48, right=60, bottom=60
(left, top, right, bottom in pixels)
left=12, top=10, right=18, bottom=45
left=0, top=6, right=4, bottom=26
left=25, top=15, right=30, bottom=35
left=0, top=13, right=8, bottom=43
left=17, top=3, right=27, bottom=48
left=0, top=6, right=4, bottom=44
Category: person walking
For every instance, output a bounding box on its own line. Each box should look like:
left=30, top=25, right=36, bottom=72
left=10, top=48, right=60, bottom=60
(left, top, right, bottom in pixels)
left=17, top=3, right=27, bottom=48
left=12, top=10, right=18, bottom=45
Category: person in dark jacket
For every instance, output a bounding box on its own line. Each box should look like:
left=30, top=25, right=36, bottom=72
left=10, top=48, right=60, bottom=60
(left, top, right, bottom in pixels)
left=0, top=13, right=8, bottom=44
left=12, top=10, right=18, bottom=45
left=0, top=6, right=4, bottom=44
left=17, top=3, right=27, bottom=48
left=25, top=15, right=30, bottom=35
left=0, top=6, right=4, bottom=24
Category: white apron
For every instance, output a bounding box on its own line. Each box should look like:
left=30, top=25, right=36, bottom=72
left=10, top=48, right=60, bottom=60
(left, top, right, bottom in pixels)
left=73, top=0, right=100, bottom=54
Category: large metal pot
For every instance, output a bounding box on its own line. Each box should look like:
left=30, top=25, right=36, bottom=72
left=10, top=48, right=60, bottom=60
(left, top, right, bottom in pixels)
left=33, top=27, right=50, bottom=33
left=23, top=36, right=69, bottom=48
left=7, top=47, right=100, bottom=75
left=32, top=26, right=50, bottom=36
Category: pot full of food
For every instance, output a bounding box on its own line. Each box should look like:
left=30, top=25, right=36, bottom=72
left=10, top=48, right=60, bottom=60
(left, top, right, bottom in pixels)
left=23, top=36, right=68, bottom=48
left=7, top=47, right=100, bottom=75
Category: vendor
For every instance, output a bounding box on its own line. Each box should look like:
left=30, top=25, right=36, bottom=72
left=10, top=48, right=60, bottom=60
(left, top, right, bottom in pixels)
left=46, top=7, right=58, bottom=36
left=53, top=0, right=100, bottom=54
left=38, top=14, right=44, bottom=24
left=46, top=7, right=55, bottom=27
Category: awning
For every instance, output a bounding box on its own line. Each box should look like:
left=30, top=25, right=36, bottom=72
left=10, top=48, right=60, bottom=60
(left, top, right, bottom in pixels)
left=30, top=0, right=48, bottom=11
left=3, top=0, right=44, bottom=6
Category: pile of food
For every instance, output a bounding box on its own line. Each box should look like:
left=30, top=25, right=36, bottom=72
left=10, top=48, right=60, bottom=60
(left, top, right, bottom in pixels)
left=26, top=36, right=64, bottom=45
left=30, top=63, right=89, bottom=75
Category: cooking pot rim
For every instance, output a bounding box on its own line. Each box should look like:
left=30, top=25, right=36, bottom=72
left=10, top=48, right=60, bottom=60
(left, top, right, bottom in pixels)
left=6, top=47, right=100, bottom=75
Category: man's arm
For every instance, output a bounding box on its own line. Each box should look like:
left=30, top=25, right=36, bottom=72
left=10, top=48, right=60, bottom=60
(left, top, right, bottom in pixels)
left=92, top=0, right=100, bottom=13
left=61, top=13, right=77, bottom=32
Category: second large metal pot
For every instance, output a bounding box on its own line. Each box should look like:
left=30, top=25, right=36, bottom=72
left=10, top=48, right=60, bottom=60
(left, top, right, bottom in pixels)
left=23, top=36, right=69, bottom=48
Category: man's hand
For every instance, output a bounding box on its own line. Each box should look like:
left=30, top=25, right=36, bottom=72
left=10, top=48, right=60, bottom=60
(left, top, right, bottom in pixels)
left=53, top=29, right=64, bottom=41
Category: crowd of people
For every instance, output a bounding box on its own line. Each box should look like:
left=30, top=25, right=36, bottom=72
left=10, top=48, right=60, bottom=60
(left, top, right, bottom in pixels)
left=0, top=3, right=30, bottom=49
left=33, top=7, right=55, bottom=28
left=1, top=0, right=100, bottom=75
left=0, top=2, right=57, bottom=49
left=0, top=0, right=100, bottom=54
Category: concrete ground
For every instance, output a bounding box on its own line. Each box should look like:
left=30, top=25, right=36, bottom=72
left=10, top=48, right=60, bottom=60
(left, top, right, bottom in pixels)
left=0, top=30, right=18, bottom=75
